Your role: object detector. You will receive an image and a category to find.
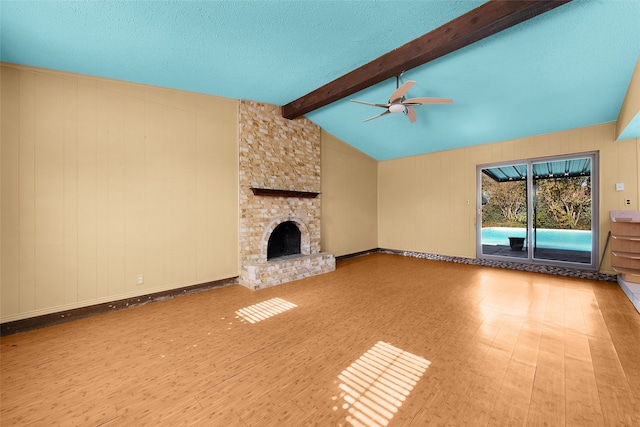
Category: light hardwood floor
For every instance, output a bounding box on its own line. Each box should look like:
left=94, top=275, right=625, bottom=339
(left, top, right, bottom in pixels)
left=2, top=253, right=640, bottom=426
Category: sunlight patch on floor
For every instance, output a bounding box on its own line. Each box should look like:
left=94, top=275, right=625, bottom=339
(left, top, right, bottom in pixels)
left=235, top=297, right=297, bottom=324
left=334, top=341, right=431, bottom=427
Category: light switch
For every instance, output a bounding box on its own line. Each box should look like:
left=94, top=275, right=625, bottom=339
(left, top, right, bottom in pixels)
left=616, top=182, right=624, bottom=191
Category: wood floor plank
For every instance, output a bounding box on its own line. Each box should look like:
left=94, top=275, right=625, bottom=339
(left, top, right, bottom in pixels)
left=526, top=287, right=567, bottom=427
left=2, top=254, right=640, bottom=426
left=487, top=358, right=537, bottom=426
left=564, top=332, right=605, bottom=426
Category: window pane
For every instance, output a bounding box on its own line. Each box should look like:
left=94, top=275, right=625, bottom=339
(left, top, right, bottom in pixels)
left=480, top=164, right=528, bottom=259
left=532, top=157, right=592, bottom=264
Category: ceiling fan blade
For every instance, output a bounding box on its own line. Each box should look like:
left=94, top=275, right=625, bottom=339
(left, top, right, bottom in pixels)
left=403, top=97, right=453, bottom=105
left=350, top=99, right=390, bottom=108
left=406, top=106, right=417, bottom=123
left=363, top=110, right=391, bottom=122
left=389, top=80, right=416, bottom=103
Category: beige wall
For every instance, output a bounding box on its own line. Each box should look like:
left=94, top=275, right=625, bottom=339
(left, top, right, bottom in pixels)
left=378, top=146, right=475, bottom=257
left=321, top=130, right=378, bottom=256
left=1, top=64, right=239, bottom=322
left=378, top=123, right=640, bottom=273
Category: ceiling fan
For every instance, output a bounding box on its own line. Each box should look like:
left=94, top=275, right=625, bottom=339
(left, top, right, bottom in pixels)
left=350, top=76, right=453, bottom=123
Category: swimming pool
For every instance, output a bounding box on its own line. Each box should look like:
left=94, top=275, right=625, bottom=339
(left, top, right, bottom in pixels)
left=481, top=227, right=592, bottom=252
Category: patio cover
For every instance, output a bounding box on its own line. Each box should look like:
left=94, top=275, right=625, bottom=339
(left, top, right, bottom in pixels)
left=482, top=158, right=591, bottom=182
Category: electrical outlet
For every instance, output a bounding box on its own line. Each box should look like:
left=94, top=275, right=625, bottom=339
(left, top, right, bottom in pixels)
left=626, top=199, right=631, bottom=205
left=137, top=274, right=144, bottom=285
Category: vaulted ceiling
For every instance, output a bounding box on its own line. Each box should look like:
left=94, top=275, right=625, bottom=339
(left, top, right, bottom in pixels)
left=1, top=1, right=639, bottom=160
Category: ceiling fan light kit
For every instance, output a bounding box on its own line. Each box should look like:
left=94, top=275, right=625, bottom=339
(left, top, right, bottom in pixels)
left=351, top=78, right=453, bottom=123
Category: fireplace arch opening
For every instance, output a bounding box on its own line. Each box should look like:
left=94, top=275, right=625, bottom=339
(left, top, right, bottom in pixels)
left=267, top=221, right=301, bottom=260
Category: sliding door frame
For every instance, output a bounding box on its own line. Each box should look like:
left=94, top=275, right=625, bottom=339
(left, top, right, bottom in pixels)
left=476, top=151, right=599, bottom=270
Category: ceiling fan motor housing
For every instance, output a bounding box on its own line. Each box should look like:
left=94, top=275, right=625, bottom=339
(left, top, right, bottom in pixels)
left=389, top=103, right=406, bottom=114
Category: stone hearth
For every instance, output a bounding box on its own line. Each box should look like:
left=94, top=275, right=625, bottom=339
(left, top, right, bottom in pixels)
left=240, top=253, right=336, bottom=291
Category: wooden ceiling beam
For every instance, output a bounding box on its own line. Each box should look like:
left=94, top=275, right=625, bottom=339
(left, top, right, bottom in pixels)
left=281, top=0, right=571, bottom=119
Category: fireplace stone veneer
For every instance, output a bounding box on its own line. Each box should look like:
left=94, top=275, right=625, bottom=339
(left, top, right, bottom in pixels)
left=238, top=100, right=335, bottom=290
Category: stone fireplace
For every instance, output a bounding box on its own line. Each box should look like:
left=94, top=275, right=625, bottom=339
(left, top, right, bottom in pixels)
left=238, top=101, right=335, bottom=290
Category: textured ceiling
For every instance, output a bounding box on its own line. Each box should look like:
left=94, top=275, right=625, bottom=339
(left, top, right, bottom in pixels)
left=1, top=0, right=639, bottom=160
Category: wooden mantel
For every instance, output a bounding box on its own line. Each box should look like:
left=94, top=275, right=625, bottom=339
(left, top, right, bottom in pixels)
left=250, top=188, right=320, bottom=199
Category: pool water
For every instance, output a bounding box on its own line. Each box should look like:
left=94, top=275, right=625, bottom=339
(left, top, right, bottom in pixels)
left=481, top=227, right=592, bottom=252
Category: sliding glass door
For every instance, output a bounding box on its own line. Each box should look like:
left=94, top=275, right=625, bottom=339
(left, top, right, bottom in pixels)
left=531, top=157, right=593, bottom=264
left=479, top=163, right=528, bottom=260
left=478, top=153, right=598, bottom=269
